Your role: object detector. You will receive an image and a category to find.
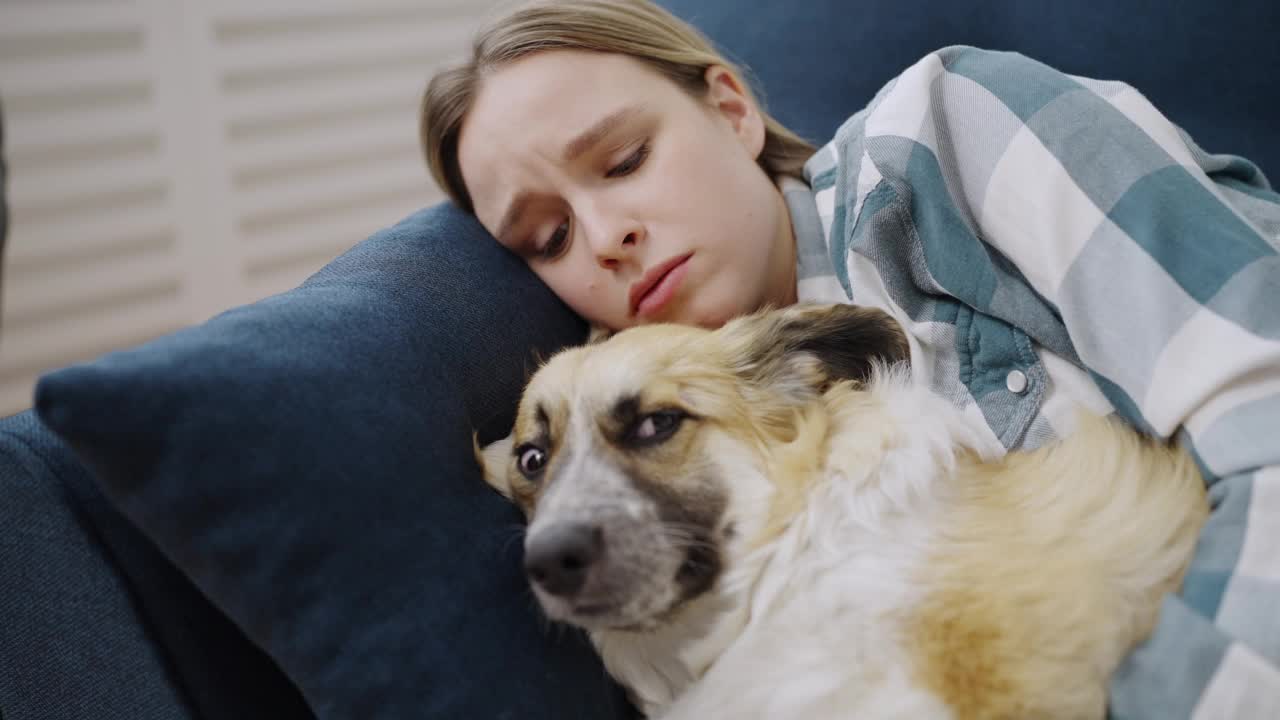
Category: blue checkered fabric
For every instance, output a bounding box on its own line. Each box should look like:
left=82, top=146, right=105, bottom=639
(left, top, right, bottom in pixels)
left=785, top=46, right=1280, bottom=719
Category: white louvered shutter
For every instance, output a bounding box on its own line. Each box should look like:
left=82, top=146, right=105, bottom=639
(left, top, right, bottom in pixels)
left=0, top=0, right=498, bottom=415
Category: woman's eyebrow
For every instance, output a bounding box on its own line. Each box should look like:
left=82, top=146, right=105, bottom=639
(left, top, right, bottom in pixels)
left=493, top=105, right=644, bottom=243
left=494, top=191, right=531, bottom=245
left=561, top=105, right=642, bottom=163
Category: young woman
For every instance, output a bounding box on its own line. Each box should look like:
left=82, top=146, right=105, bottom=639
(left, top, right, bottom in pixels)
left=422, top=0, right=1280, bottom=715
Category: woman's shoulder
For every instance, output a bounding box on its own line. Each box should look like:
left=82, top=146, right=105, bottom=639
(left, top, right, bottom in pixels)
left=805, top=45, right=1106, bottom=193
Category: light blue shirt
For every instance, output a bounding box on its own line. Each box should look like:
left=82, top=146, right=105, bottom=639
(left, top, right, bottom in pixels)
left=786, top=46, right=1280, bottom=719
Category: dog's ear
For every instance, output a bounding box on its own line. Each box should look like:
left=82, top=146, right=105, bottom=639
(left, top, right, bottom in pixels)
left=722, top=303, right=909, bottom=396
left=473, top=432, right=516, bottom=500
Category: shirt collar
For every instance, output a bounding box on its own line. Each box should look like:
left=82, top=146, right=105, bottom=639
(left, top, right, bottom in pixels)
left=778, top=175, right=844, bottom=302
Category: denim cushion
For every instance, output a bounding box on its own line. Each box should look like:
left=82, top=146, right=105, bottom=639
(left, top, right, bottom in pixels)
left=0, top=411, right=312, bottom=720
left=0, top=412, right=195, bottom=720
left=658, top=0, right=1279, bottom=178
left=36, top=206, right=633, bottom=719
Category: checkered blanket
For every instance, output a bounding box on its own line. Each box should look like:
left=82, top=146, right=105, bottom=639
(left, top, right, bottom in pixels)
left=786, top=46, right=1280, bottom=718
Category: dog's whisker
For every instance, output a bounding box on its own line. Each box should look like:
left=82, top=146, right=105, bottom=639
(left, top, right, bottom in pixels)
left=499, top=525, right=528, bottom=555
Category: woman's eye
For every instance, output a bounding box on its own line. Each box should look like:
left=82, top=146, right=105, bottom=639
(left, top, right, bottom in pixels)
left=631, top=410, right=685, bottom=444
left=538, top=221, right=570, bottom=260
left=517, top=444, right=548, bottom=478
left=606, top=141, right=650, bottom=179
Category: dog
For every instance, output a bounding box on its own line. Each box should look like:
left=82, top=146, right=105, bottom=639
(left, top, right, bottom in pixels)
left=478, top=303, right=1207, bottom=719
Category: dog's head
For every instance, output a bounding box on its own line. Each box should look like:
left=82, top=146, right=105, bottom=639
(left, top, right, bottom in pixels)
left=479, top=303, right=908, bottom=631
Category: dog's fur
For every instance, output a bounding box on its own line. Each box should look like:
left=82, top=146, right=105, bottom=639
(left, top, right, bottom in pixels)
left=479, top=304, right=1207, bottom=719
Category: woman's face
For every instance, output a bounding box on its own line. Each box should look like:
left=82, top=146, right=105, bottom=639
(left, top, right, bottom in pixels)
left=457, top=50, right=796, bottom=331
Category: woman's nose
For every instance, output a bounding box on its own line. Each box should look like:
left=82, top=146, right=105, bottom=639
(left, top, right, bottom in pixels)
left=584, top=218, right=643, bottom=270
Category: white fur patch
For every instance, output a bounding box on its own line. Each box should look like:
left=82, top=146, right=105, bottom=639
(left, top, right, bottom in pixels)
left=592, top=370, right=1202, bottom=719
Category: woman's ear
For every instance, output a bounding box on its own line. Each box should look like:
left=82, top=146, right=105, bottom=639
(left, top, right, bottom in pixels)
left=703, top=65, right=765, bottom=160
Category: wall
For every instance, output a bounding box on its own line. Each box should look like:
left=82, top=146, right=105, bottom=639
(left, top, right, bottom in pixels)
left=0, top=0, right=501, bottom=414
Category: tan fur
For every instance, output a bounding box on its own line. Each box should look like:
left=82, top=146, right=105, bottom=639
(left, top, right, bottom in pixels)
left=489, top=317, right=830, bottom=516
left=475, top=432, right=515, bottom=499
left=477, top=304, right=1208, bottom=719
left=754, top=403, right=830, bottom=550
left=904, top=414, right=1207, bottom=719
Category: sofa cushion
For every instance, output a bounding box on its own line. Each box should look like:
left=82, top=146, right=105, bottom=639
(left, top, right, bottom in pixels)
left=658, top=0, right=1279, bottom=179
left=0, top=411, right=312, bottom=720
left=35, top=206, right=632, bottom=718
left=0, top=412, right=194, bottom=720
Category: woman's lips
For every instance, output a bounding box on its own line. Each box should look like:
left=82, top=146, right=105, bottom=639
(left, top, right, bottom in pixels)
left=630, top=253, right=693, bottom=319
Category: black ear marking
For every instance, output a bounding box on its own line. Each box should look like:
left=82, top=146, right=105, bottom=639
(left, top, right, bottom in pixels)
left=730, top=303, right=910, bottom=390
left=779, top=303, right=910, bottom=385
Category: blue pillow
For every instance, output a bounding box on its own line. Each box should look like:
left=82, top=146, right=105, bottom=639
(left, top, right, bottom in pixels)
left=36, top=205, right=631, bottom=718
left=0, top=411, right=314, bottom=720
left=658, top=0, right=1278, bottom=177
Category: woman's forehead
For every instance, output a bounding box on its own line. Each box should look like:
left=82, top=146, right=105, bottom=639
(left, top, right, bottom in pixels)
left=489, top=50, right=667, bottom=99
left=457, top=51, right=683, bottom=229
left=465, top=51, right=673, bottom=150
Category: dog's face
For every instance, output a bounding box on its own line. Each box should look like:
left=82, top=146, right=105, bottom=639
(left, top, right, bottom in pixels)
left=480, top=304, right=908, bottom=632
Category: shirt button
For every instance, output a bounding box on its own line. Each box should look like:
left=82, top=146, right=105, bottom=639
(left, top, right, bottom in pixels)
left=1006, top=369, right=1029, bottom=394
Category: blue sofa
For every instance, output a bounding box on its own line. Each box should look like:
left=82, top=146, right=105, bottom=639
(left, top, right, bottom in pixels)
left=2, top=2, right=1276, bottom=718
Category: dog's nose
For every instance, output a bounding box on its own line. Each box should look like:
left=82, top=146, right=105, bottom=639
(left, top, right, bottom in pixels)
left=524, top=523, right=603, bottom=597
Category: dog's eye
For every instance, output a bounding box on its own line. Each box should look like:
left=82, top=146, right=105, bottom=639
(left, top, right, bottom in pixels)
left=516, top=444, right=548, bottom=478
left=631, top=410, right=685, bottom=445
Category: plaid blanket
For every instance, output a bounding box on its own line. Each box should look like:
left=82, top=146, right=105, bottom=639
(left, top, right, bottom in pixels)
left=786, top=46, right=1280, bottom=718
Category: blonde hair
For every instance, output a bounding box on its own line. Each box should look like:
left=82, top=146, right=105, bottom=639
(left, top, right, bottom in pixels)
left=421, top=0, right=816, bottom=212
